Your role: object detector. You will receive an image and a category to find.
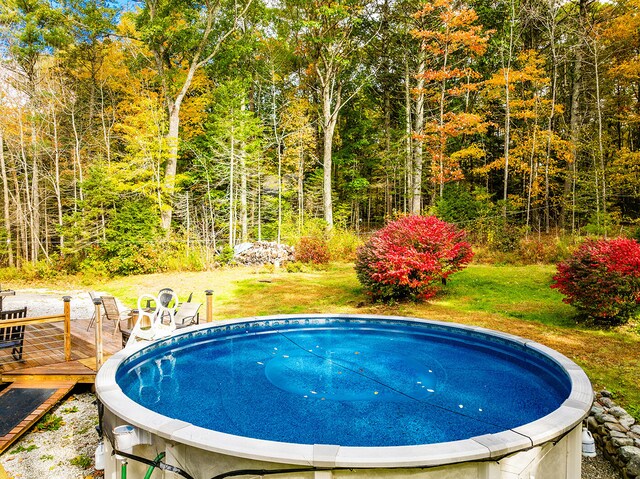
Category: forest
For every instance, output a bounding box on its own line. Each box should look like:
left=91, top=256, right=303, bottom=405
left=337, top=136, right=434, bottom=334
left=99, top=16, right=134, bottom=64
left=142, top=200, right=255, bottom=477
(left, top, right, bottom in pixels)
left=0, top=0, right=639, bottom=275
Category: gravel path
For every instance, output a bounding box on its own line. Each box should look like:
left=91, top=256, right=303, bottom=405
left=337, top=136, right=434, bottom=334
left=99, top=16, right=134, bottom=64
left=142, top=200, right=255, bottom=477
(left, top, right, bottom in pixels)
left=0, top=389, right=624, bottom=479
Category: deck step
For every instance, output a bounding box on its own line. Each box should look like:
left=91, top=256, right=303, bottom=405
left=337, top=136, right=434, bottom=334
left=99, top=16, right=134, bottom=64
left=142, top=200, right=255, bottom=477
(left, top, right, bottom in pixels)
left=1, top=360, right=97, bottom=384
left=0, top=380, right=76, bottom=454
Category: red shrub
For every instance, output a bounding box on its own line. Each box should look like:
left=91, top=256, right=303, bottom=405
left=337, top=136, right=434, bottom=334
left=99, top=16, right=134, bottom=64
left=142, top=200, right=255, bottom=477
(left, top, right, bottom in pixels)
left=551, top=238, right=640, bottom=324
left=295, top=237, right=330, bottom=264
left=355, top=215, right=473, bottom=302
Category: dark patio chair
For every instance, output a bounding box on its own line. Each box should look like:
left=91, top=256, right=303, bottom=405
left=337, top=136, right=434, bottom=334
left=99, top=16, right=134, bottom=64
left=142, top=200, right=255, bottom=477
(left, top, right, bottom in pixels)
left=101, top=296, right=131, bottom=335
left=0, top=307, right=28, bottom=361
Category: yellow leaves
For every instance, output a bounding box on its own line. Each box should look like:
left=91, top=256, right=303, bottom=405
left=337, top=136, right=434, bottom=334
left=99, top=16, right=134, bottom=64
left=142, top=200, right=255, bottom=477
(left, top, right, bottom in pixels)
left=608, top=59, right=640, bottom=83
left=180, top=70, right=212, bottom=141
left=609, top=149, right=640, bottom=193
left=451, top=144, right=486, bottom=162
left=417, top=67, right=481, bottom=85
left=281, top=95, right=317, bottom=173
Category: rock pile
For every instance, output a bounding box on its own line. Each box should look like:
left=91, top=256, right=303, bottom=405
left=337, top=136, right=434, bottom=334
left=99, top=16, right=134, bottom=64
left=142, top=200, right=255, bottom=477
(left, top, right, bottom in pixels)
left=233, top=241, right=295, bottom=265
left=588, top=390, right=640, bottom=478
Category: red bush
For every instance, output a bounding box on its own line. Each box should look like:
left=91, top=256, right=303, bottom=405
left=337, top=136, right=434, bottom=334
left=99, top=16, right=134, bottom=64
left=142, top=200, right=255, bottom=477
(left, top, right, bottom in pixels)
left=551, top=238, right=640, bottom=324
left=295, top=237, right=330, bottom=264
left=355, top=215, right=473, bottom=302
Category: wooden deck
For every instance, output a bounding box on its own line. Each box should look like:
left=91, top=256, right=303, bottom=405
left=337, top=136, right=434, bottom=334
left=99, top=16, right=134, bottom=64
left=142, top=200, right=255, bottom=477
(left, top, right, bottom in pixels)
left=0, top=317, right=123, bottom=383
left=0, top=315, right=125, bottom=454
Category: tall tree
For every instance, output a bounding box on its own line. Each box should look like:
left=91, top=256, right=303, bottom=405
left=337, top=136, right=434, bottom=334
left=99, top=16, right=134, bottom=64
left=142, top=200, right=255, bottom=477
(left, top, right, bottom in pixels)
left=134, top=0, right=253, bottom=233
left=284, top=0, right=373, bottom=230
left=412, top=0, right=489, bottom=199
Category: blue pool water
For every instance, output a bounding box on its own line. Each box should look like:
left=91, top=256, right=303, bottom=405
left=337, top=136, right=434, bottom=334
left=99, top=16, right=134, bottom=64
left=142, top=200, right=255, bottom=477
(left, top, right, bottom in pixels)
left=116, top=318, right=571, bottom=447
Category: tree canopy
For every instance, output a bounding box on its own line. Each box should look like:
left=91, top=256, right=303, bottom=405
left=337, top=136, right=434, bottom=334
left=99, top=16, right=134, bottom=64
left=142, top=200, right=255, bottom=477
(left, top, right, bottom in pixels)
left=0, top=0, right=639, bottom=272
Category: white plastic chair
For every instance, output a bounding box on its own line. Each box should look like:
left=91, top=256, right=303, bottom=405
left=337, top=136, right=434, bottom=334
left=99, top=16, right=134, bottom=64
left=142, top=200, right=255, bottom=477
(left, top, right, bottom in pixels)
left=126, top=293, right=177, bottom=347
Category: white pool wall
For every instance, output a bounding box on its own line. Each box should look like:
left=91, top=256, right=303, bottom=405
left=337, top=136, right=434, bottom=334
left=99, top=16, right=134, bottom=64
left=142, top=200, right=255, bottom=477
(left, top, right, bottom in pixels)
left=100, top=425, right=582, bottom=479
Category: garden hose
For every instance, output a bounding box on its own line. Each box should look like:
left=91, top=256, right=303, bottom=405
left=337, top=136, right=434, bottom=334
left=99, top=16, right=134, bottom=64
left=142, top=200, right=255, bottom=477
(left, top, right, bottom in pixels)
left=121, top=459, right=127, bottom=479
left=144, top=452, right=166, bottom=479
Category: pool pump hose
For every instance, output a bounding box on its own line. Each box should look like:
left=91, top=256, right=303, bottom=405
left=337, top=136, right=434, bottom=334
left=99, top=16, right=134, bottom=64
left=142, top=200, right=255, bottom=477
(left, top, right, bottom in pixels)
left=121, top=459, right=127, bottom=479
left=111, top=448, right=194, bottom=479
left=144, top=453, right=166, bottom=479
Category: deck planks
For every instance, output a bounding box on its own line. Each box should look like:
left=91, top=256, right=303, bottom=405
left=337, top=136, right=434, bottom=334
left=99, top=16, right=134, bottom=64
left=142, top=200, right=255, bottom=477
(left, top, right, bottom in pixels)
left=0, top=317, right=123, bottom=379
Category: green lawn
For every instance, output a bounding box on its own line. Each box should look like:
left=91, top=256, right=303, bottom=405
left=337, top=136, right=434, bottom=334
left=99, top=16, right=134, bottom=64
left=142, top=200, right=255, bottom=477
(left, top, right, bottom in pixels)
left=25, top=262, right=640, bottom=418
left=437, top=264, right=577, bottom=326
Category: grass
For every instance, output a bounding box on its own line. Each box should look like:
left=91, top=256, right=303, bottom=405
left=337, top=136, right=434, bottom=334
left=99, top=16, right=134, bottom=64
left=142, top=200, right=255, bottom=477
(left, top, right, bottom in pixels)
left=9, top=262, right=640, bottom=417
left=69, top=454, right=92, bottom=469
left=34, top=414, right=64, bottom=432
left=10, top=444, right=38, bottom=454
left=438, top=264, right=577, bottom=327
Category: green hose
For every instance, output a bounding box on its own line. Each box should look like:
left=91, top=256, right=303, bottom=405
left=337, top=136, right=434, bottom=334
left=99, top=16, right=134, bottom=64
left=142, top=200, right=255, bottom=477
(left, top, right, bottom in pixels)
left=143, top=453, right=166, bottom=479
left=121, top=460, right=127, bottom=479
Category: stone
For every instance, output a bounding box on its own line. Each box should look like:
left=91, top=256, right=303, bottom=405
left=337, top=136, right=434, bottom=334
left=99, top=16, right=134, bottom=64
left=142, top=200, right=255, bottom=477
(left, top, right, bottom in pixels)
left=601, top=390, right=613, bottom=398
left=600, top=397, right=615, bottom=408
left=621, top=415, right=637, bottom=429
left=635, top=438, right=640, bottom=449
left=611, top=430, right=629, bottom=438
left=627, top=456, right=640, bottom=477
left=619, top=446, right=640, bottom=463
left=613, top=437, right=635, bottom=448
left=631, top=425, right=640, bottom=436
left=233, top=241, right=295, bottom=266
left=611, top=406, right=629, bottom=418
left=606, top=421, right=629, bottom=433
left=597, top=412, right=618, bottom=423
left=592, top=405, right=605, bottom=415
left=587, top=416, right=599, bottom=431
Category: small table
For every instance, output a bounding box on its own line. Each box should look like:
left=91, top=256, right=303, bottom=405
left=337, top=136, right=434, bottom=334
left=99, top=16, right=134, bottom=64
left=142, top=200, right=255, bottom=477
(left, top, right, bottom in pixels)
left=0, top=289, right=15, bottom=311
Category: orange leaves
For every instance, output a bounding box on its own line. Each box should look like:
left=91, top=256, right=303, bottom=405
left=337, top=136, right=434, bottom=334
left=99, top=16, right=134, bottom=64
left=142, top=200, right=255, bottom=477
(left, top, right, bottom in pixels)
left=411, top=0, right=489, bottom=189
left=411, top=0, right=489, bottom=59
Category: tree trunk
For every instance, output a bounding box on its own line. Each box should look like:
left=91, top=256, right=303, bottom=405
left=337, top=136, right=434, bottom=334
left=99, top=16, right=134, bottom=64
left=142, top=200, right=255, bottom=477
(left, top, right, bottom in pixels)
left=51, top=106, right=64, bottom=252
left=564, top=0, right=586, bottom=235
left=229, top=125, right=235, bottom=246
left=321, top=80, right=340, bottom=230
left=593, top=39, right=607, bottom=237
left=544, top=4, right=558, bottom=234
left=502, top=1, right=515, bottom=218
left=30, top=114, right=40, bottom=263
left=0, top=128, right=13, bottom=267
left=412, top=49, right=426, bottom=214
left=161, top=102, right=181, bottom=232
left=405, top=58, right=413, bottom=214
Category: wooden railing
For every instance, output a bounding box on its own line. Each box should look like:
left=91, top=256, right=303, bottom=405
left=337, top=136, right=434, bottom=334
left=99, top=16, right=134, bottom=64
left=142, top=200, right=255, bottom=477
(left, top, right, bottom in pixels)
left=0, top=296, right=72, bottom=362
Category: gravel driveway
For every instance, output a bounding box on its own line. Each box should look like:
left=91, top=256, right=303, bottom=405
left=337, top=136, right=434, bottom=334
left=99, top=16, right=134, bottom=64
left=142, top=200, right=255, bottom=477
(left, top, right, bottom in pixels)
left=2, top=289, right=97, bottom=321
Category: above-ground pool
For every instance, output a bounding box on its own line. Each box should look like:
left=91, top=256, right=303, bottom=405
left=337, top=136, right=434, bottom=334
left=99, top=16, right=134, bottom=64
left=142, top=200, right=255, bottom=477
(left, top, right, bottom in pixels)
left=96, top=315, right=593, bottom=479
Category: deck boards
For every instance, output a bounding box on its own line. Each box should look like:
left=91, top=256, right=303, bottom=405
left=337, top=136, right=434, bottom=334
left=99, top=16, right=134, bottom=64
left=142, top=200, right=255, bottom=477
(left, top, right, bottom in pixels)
left=0, top=317, right=123, bottom=379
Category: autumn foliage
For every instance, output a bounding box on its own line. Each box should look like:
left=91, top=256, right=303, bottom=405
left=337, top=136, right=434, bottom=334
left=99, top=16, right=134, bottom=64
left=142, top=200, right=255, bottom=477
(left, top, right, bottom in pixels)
left=551, top=238, right=640, bottom=324
left=355, top=215, right=473, bottom=302
left=295, top=237, right=330, bottom=264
